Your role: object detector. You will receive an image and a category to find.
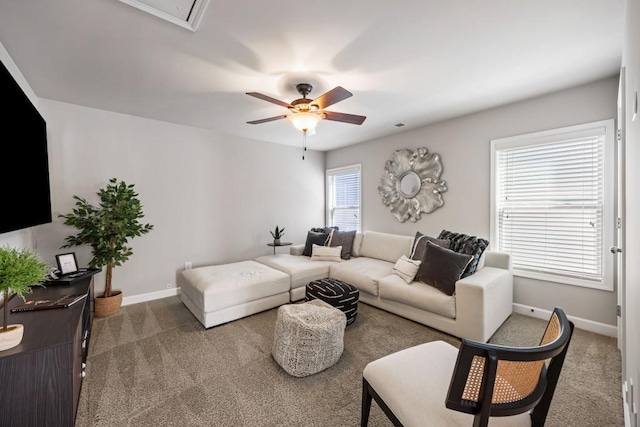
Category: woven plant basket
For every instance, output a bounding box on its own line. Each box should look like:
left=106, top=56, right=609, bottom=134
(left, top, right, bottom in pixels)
left=95, top=291, right=122, bottom=318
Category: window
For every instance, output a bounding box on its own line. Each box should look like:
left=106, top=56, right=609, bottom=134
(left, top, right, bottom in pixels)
left=491, top=120, right=615, bottom=290
left=326, top=164, right=361, bottom=232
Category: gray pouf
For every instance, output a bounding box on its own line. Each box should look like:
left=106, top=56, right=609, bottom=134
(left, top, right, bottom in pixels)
left=305, top=278, right=359, bottom=325
left=272, top=299, right=347, bottom=377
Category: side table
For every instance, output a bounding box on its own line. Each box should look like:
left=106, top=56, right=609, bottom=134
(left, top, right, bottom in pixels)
left=267, top=242, right=292, bottom=255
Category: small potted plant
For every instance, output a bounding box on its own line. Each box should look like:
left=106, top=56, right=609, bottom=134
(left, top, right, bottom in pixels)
left=0, top=246, right=48, bottom=351
left=59, top=178, right=154, bottom=318
left=270, top=225, right=285, bottom=245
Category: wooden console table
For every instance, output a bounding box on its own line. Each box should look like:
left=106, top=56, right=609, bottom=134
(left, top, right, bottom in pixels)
left=0, top=269, right=99, bottom=427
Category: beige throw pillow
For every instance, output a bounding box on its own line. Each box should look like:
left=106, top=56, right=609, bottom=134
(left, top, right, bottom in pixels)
left=392, top=255, right=422, bottom=283
left=311, top=244, right=342, bottom=262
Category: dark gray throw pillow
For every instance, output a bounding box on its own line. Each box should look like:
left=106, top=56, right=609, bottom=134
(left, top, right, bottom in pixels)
left=410, top=231, right=450, bottom=261
left=415, top=241, right=473, bottom=296
left=302, top=231, right=331, bottom=257
left=437, top=229, right=489, bottom=278
left=329, top=230, right=357, bottom=260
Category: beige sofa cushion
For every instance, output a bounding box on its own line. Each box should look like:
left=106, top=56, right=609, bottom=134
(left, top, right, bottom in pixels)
left=378, top=274, right=456, bottom=319
left=329, top=257, right=394, bottom=296
left=254, top=254, right=333, bottom=289
left=358, top=231, right=413, bottom=263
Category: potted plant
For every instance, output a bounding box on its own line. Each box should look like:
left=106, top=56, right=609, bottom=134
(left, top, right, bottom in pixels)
left=59, top=178, right=154, bottom=318
left=0, top=246, right=48, bottom=351
left=270, top=225, right=285, bottom=245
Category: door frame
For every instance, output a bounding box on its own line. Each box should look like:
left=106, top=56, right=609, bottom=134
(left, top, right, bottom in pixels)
left=616, top=67, right=626, bottom=368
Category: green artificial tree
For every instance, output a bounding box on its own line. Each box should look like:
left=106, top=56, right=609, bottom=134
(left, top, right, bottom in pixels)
left=59, top=178, right=154, bottom=299
left=0, top=246, right=48, bottom=332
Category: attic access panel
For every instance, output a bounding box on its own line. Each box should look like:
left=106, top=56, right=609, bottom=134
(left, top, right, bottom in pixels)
left=118, top=0, right=210, bottom=31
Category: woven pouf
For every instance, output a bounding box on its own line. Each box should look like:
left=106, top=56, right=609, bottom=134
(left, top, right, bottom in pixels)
left=305, top=278, right=359, bottom=326
left=272, top=299, right=347, bottom=377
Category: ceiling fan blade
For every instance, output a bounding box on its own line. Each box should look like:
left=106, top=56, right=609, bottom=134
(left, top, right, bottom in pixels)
left=246, top=92, right=291, bottom=108
left=311, top=86, right=352, bottom=110
left=247, top=115, right=288, bottom=124
left=323, top=111, right=366, bottom=125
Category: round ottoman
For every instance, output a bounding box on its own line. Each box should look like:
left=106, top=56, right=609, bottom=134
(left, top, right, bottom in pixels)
left=305, top=278, right=359, bottom=325
left=272, top=299, right=347, bottom=377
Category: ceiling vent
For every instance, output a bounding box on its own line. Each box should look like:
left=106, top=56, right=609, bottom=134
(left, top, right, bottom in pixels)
left=118, top=0, right=210, bottom=31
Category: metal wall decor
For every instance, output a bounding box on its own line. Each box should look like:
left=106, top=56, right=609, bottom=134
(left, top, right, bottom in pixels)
left=378, top=147, right=447, bottom=222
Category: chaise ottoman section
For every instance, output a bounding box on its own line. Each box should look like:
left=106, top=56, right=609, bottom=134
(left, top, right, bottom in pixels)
left=180, top=260, right=290, bottom=328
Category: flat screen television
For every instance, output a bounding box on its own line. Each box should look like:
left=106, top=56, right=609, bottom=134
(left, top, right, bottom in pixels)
left=0, top=59, right=52, bottom=234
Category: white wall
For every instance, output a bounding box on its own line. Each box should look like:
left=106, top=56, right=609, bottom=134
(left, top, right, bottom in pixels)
left=327, top=76, right=619, bottom=326
left=623, top=0, right=639, bottom=424
left=5, top=93, right=325, bottom=298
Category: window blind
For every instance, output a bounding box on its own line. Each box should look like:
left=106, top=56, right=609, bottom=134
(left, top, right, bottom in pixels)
left=326, top=165, right=361, bottom=231
left=495, top=135, right=606, bottom=283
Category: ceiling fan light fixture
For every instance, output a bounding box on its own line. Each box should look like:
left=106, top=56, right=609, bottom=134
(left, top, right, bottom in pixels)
left=289, top=112, right=321, bottom=132
left=246, top=83, right=366, bottom=138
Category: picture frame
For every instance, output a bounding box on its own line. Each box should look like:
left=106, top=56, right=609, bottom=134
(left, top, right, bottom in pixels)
left=55, top=252, right=79, bottom=276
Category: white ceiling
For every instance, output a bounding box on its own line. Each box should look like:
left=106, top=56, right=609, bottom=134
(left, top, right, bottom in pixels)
left=0, top=0, right=624, bottom=151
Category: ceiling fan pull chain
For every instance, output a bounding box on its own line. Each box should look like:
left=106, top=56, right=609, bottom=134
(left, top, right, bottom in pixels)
left=302, top=130, right=307, bottom=160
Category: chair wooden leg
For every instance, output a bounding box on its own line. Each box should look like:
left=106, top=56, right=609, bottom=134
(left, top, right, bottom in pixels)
left=531, top=322, right=575, bottom=427
left=472, top=351, right=498, bottom=427
left=361, top=378, right=373, bottom=427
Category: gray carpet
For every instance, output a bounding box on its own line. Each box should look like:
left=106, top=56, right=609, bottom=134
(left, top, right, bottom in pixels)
left=75, top=297, right=623, bottom=426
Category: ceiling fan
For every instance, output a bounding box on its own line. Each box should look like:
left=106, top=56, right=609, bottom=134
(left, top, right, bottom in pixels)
left=246, top=83, right=367, bottom=133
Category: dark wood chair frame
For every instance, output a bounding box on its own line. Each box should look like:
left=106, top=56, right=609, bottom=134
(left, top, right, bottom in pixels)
left=361, top=307, right=574, bottom=427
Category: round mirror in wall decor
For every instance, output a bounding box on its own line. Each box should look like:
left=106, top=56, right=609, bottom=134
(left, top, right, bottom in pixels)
left=378, top=147, right=447, bottom=222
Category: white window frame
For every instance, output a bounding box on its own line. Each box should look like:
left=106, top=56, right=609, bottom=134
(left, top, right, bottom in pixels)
left=326, top=164, right=362, bottom=232
left=490, top=119, right=615, bottom=291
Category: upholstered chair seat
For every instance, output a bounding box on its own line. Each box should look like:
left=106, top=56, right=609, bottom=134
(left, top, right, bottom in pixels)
left=362, top=307, right=574, bottom=427
left=363, top=341, right=530, bottom=426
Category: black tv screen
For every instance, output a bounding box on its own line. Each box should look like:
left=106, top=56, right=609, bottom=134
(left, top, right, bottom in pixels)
left=0, top=59, right=52, bottom=234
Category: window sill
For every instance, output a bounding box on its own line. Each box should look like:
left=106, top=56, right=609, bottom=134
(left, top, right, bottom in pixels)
left=513, top=269, right=613, bottom=292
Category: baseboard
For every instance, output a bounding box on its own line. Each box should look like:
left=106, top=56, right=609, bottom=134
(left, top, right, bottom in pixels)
left=512, top=303, right=617, bottom=337
left=623, top=382, right=632, bottom=427
left=122, top=287, right=181, bottom=306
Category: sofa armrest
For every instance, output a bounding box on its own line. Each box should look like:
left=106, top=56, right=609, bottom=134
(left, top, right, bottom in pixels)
left=454, top=265, right=513, bottom=342
left=290, top=244, right=305, bottom=256
left=483, top=251, right=512, bottom=271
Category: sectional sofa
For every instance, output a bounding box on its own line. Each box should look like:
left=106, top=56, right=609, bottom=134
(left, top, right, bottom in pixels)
left=180, top=230, right=513, bottom=343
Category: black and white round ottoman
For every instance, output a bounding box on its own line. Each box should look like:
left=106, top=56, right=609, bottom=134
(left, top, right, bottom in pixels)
left=305, top=278, right=359, bottom=326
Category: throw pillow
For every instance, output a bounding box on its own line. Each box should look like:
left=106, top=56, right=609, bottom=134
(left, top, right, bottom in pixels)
left=328, top=230, right=357, bottom=260
left=415, top=241, right=473, bottom=296
left=410, top=231, right=450, bottom=261
left=311, top=244, right=342, bottom=262
left=437, top=229, right=489, bottom=278
left=302, top=231, right=331, bottom=257
left=310, top=226, right=339, bottom=233
left=392, top=255, right=422, bottom=284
